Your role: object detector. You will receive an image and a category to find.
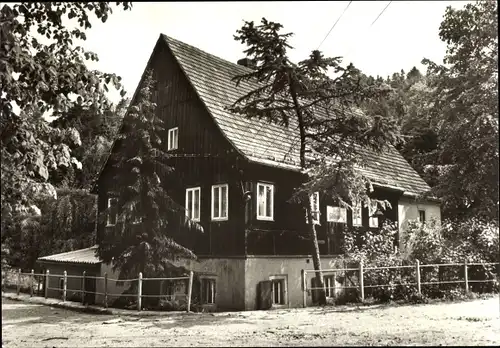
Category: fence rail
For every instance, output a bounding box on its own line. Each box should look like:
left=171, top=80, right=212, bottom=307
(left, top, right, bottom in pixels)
left=302, top=260, right=499, bottom=307
left=2, top=268, right=195, bottom=312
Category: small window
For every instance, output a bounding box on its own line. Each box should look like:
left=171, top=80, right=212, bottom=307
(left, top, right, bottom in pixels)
left=270, top=278, right=286, bottom=305
left=211, top=184, right=228, bottom=221
left=201, top=278, right=216, bottom=304
left=352, top=201, right=362, bottom=227
left=185, top=187, right=201, bottom=221
left=326, top=206, right=347, bottom=223
left=168, top=127, right=178, bottom=151
left=324, top=275, right=336, bottom=298
left=369, top=201, right=379, bottom=228
left=256, top=182, right=274, bottom=221
left=418, top=210, right=426, bottom=223
left=107, top=198, right=117, bottom=226
left=308, top=192, right=320, bottom=224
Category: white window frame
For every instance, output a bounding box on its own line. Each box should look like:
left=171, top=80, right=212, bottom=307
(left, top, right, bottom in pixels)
left=418, top=209, right=426, bottom=223
left=106, top=197, right=117, bottom=226
left=309, top=192, right=320, bottom=225
left=324, top=275, right=336, bottom=298
left=369, top=200, right=379, bottom=228
left=256, top=182, right=274, bottom=221
left=326, top=205, right=347, bottom=223
left=269, top=275, right=288, bottom=307
left=200, top=277, right=216, bottom=305
left=185, top=187, right=201, bottom=222
left=352, top=201, right=363, bottom=227
left=167, top=127, right=178, bottom=151
left=211, top=184, right=229, bottom=221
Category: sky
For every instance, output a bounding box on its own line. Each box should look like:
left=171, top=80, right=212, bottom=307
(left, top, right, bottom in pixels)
left=78, top=0, right=471, bottom=104
left=7, top=1, right=472, bottom=106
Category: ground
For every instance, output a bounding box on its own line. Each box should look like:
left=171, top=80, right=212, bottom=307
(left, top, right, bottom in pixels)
left=2, top=297, right=499, bottom=347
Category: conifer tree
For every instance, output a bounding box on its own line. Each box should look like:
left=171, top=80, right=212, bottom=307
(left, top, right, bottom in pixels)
left=229, top=19, right=401, bottom=304
left=97, top=70, right=202, bottom=279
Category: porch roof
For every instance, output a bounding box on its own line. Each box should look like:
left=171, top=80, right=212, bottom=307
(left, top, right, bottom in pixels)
left=37, top=246, right=101, bottom=265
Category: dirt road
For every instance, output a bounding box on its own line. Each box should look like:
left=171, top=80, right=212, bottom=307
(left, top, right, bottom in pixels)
left=2, top=297, right=499, bottom=347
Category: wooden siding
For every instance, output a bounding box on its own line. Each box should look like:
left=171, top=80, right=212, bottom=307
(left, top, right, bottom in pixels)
left=242, top=162, right=403, bottom=256
left=96, top=37, right=405, bottom=259
left=97, top=39, right=246, bottom=256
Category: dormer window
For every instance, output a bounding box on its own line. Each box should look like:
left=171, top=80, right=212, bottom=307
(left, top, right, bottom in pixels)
left=168, top=127, right=178, bottom=151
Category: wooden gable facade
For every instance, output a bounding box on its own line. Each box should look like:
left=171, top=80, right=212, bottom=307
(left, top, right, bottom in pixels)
left=95, top=34, right=434, bottom=258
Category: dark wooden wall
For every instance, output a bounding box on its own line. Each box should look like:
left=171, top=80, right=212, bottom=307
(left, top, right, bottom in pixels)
left=97, top=39, right=246, bottom=256
left=241, top=162, right=403, bottom=256
left=96, top=38, right=404, bottom=259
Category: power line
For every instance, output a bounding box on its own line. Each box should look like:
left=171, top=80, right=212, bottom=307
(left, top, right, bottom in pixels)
left=371, top=1, right=392, bottom=27
left=317, top=1, right=353, bottom=50
left=342, top=0, right=393, bottom=63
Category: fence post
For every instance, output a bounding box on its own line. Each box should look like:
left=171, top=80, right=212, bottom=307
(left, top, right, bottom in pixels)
left=104, top=272, right=108, bottom=308
left=62, top=271, right=67, bottom=302
left=187, top=270, right=194, bottom=313
left=416, top=259, right=421, bottom=295
left=464, top=259, right=469, bottom=293
left=45, top=270, right=49, bottom=299
left=137, top=272, right=143, bottom=311
left=30, top=269, right=34, bottom=297
left=17, top=268, right=21, bottom=295
left=82, top=271, right=86, bottom=305
left=301, top=269, right=307, bottom=308
left=359, top=261, right=364, bottom=302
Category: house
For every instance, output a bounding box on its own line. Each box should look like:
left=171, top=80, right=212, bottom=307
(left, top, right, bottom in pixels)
left=38, top=34, right=441, bottom=311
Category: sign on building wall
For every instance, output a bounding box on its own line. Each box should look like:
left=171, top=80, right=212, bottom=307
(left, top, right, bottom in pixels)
left=326, top=206, right=347, bottom=223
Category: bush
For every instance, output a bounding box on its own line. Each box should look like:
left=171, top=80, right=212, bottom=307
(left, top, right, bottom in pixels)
left=339, top=217, right=498, bottom=305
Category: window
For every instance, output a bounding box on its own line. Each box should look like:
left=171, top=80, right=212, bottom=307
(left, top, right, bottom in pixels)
left=418, top=210, right=426, bottom=223
left=324, top=275, right=336, bottom=298
left=270, top=277, right=287, bottom=305
left=211, top=184, right=228, bottom=221
left=201, top=278, right=216, bottom=304
left=185, top=187, right=201, bottom=221
left=167, top=127, right=178, bottom=151
left=352, top=201, right=362, bottom=227
left=107, top=198, right=117, bottom=226
left=369, top=201, right=379, bottom=228
left=256, top=182, right=274, bottom=220
left=326, top=206, right=347, bottom=223
left=308, top=192, right=320, bottom=224
left=161, top=280, right=175, bottom=301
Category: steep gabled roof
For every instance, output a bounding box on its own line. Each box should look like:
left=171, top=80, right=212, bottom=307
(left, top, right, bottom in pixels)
left=162, top=35, right=431, bottom=197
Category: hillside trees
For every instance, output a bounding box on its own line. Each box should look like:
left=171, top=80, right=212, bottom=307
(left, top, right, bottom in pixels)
left=421, top=0, right=498, bottom=221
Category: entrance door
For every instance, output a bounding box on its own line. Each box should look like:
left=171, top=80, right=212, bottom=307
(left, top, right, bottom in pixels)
left=84, top=276, right=96, bottom=305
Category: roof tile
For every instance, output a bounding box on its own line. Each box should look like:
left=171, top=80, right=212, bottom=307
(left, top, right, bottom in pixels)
left=162, top=34, right=431, bottom=196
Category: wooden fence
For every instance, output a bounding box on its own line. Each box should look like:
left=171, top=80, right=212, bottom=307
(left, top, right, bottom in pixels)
left=2, top=269, right=194, bottom=312
left=302, top=260, right=499, bottom=307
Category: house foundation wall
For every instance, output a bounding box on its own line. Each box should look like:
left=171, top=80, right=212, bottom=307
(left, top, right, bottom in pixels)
left=243, top=256, right=346, bottom=310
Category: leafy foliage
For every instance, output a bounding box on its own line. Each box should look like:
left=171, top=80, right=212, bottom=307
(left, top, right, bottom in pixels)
left=1, top=188, right=96, bottom=271
left=1, top=2, right=132, bottom=244
left=96, top=71, right=202, bottom=279
left=420, top=0, right=498, bottom=220
left=1, top=2, right=131, bottom=270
